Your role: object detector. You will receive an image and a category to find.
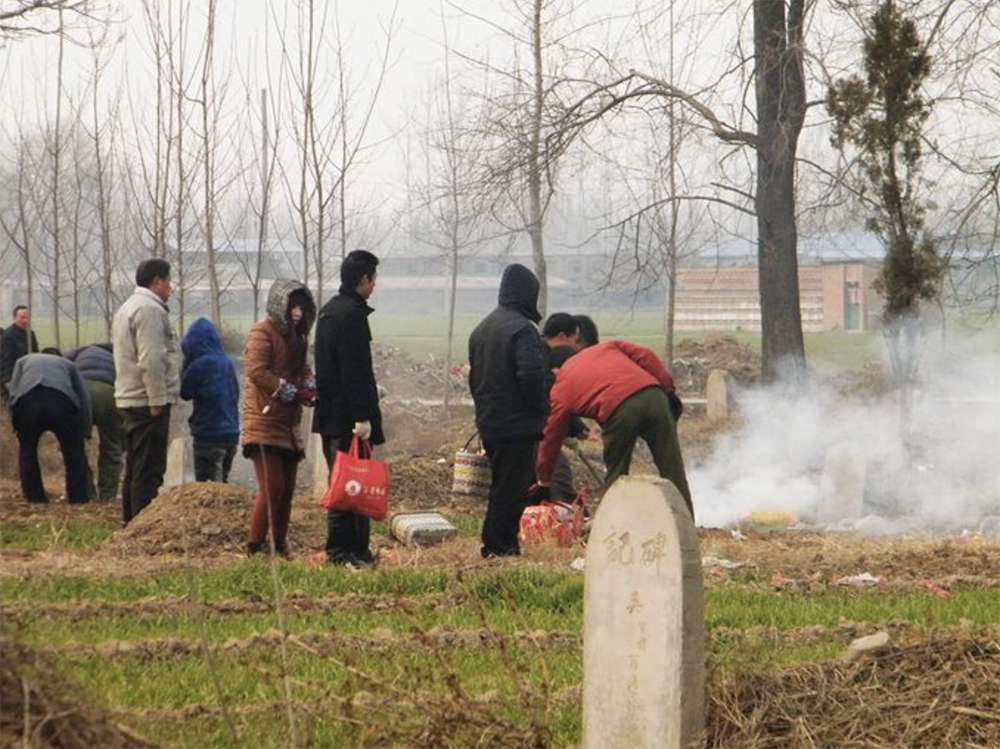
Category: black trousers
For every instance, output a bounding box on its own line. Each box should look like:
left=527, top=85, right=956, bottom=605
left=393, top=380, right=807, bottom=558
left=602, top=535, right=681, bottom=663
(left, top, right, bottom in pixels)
left=193, top=440, right=237, bottom=483
left=481, top=438, right=537, bottom=557
left=121, top=405, right=171, bottom=523
left=11, top=387, right=89, bottom=503
left=321, top=434, right=373, bottom=563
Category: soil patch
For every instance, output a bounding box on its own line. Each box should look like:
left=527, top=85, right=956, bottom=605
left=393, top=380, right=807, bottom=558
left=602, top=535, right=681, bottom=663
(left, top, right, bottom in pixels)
left=1, top=408, right=69, bottom=484
left=103, top=483, right=326, bottom=557
left=671, top=336, right=761, bottom=394
left=699, top=528, right=1000, bottom=587
left=831, top=361, right=896, bottom=400
left=707, top=635, right=1000, bottom=748
left=373, top=342, right=467, bottom=402
left=0, top=479, right=120, bottom=527
left=0, top=639, right=154, bottom=748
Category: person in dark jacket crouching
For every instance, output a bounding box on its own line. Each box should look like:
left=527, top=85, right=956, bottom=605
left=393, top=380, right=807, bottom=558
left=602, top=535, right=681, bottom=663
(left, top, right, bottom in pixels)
left=66, top=343, right=122, bottom=500
left=468, top=263, right=549, bottom=558
left=181, top=318, right=240, bottom=482
left=312, top=249, right=383, bottom=567
left=9, top=353, right=92, bottom=503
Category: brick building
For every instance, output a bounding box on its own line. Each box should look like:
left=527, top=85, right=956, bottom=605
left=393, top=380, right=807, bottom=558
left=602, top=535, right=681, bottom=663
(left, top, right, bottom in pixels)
left=674, top=261, right=882, bottom=333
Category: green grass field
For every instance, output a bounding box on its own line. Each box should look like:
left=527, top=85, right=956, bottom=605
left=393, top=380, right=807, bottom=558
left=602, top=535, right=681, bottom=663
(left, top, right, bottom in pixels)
left=2, top=514, right=998, bottom=748
left=24, top=309, right=998, bottom=373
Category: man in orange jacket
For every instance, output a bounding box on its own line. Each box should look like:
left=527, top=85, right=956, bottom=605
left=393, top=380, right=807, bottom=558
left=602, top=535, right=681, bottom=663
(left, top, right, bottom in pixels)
left=533, top=340, right=692, bottom=519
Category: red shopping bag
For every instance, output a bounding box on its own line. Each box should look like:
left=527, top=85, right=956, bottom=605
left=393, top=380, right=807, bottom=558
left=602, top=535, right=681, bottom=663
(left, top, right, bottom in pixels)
left=319, top=436, right=390, bottom=520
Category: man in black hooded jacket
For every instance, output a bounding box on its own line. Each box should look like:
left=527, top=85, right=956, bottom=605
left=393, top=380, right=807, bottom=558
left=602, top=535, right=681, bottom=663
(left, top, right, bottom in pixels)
left=313, top=249, right=383, bottom=566
left=468, top=263, right=549, bottom=557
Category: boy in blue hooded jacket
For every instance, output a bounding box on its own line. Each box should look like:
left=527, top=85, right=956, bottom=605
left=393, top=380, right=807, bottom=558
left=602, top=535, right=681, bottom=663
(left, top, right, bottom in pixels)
left=180, top=318, right=240, bottom=482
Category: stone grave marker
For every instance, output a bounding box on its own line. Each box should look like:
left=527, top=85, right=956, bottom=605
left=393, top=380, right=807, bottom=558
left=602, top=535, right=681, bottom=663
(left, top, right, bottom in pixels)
left=583, top=475, right=705, bottom=749
left=163, top=436, right=192, bottom=488
left=816, top=441, right=866, bottom=525
left=706, top=369, right=732, bottom=422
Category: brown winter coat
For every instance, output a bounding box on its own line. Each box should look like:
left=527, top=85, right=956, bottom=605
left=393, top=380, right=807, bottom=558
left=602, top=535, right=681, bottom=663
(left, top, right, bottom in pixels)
left=241, top=280, right=316, bottom=452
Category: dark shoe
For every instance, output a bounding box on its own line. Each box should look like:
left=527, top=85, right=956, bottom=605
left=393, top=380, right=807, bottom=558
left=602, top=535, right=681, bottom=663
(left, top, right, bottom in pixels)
left=246, top=542, right=266, bottom=557
left=326, top=551, right=375, bottom=569
left=273, top=542, right=291, bottom=560
left=25, top=496, right=48, bottom=504
left=481, top=546, right=520, bottom=559
left=346, top=553, right=376, bottom=570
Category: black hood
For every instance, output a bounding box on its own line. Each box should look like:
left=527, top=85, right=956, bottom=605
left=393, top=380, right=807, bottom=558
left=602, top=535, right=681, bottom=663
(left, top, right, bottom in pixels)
left=497, top=263, right=541, bottom=323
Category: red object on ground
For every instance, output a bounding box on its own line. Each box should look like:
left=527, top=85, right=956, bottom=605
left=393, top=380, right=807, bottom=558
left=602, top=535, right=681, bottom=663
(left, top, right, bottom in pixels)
left=913, top=579, right=952, bottom=599
left=519, top=493, right=586, bottom=548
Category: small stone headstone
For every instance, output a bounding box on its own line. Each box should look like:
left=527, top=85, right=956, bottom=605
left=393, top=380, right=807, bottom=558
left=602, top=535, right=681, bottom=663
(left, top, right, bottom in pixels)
left=163, top=436, right=192, bottom=488
left=706, top=369, right=732, bottom=422
left=583, top=476, right=705, bottom=749
left=311, top=434, right=329, bottom=498
left=842, top=630, right=892, bottom=662
left=816, top=441, right=866, bottom=525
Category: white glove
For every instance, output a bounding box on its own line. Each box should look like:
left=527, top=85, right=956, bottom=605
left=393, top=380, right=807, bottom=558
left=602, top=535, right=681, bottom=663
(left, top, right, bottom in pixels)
left=353, top=420, right=372, bottom=440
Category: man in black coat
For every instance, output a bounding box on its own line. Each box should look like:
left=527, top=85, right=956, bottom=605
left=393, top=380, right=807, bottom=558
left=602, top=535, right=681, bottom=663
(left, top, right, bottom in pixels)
left=468, top=263, right=550, bottom=557
left=0, top=306, right=39, bottom=403
left=313, top=249, right=383, bottom=566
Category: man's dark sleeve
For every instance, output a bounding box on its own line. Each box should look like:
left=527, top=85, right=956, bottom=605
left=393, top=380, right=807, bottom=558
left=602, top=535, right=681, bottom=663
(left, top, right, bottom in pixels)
left=512, top=328, right=549, bottom=416
left=69, top=365, right=93, bottom=438
left=569, top=416, right=588, bottom=438
left=0, top=335, right=15, bottom=391
left=336, top=310, right=378, bottom=422
left=30, top=331, right=39, bottom=354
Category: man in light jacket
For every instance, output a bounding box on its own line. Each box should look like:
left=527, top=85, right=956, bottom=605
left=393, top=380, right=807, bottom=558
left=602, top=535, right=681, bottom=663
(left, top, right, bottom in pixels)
left=112, top=258, right=181, bottom=522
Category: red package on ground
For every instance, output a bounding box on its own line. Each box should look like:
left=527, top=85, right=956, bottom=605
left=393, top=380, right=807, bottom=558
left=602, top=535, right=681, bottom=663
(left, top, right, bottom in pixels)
left=519, top=494, right=586, bottom=548
left=319, top=436, right=390, bottom=520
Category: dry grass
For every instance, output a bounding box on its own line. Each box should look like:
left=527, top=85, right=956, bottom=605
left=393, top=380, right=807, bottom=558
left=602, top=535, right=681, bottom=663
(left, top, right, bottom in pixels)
left=0, top=640, right=154, bottom=749
left=706, top=635, right=1000, bottom=748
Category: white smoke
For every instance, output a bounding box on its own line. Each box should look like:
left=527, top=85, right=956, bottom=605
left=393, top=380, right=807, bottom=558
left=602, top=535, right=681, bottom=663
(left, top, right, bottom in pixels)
left=689, top=343, right=1000, bottom=532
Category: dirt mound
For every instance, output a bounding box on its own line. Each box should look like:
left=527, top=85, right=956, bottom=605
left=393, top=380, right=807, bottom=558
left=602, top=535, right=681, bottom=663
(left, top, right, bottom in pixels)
left=104, top=482, right=254, bottom=556
left=373, top=342, right=466, bottom=401
left=706, top=635, right=1000, bottom=749
left=671, top=336, right=761, bottom=394
left=0, top=639, right=153, bottom=748
left=391, top=454, right=486, bottom=514
left=103, top=482, right=326, bottom=557
left=834, top=361, right=895, bottom=400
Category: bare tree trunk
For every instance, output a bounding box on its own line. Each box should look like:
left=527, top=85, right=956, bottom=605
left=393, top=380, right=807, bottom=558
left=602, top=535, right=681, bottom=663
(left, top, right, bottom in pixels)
left=71, top=157, right=83, bottom=347
left=174, top=0, right=187, bottom=330
left=527, top=0, right=547, bottom=316
left=754, top=0, right=806, bottom=382
left=663, top=0, right=679, bottom=366
left=50, top=6, right=66, bottom=349
left=255, top=87, right=270, bottom=322
left=201, top=0, right=221, bottom=326
left=91, top=66, right=114, bottom=338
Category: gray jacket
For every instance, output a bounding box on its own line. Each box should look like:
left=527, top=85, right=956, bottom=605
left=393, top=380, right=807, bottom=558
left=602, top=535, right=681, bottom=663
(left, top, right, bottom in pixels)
left=112, top=287, right=180, bottom=408
left=9, top=354, right=93, bottom=436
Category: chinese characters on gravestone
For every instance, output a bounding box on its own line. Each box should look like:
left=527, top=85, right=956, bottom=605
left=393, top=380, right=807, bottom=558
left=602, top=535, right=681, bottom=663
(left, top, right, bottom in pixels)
left=582, top=475, right=705, bottom=749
